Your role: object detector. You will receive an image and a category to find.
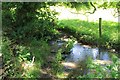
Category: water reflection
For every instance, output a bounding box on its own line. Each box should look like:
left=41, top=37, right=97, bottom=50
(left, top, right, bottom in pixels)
left=100, top=52, right=110, bottom=60
left=50, top=40, right=111, bottom=62
left=65, top=43, right=111, bottom=62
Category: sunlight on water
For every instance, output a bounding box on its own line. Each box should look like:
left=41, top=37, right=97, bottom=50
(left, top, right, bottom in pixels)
left=65, top=43, right=111, bottom=62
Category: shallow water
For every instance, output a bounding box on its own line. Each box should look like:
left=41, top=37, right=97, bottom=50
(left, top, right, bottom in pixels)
left=62, top=43, right=115, bottom=77
left=65, top=43, right=111, bottom=63
left=50, top=40, right=113, bottom=62
left=50, top=40, right=118, bottom=77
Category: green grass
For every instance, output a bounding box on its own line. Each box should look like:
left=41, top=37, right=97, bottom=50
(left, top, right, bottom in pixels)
left=57, top=19, right=118, bottom=49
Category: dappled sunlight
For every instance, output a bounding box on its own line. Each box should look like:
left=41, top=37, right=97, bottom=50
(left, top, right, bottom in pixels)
left=93, top=60, right=112, bottom=65
left=61, top=62, right=77, bottom=69
left=2, top=2, right=120, bottom=79
left=22, top=61, right=35, bottom=70
left=111, top=32, right=118, bottom=41
left=56, top=72, right=69, bottom=78
left=21, top=56, right=35, bottom=70
left=82, top=44, right=91, bottom=48
left=40, top=69, right=47, bottom=74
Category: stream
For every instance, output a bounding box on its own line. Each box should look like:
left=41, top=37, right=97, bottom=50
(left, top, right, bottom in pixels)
left=50, top=40, right=118, bottom=77
left=65, top=43, right=111, bottom=62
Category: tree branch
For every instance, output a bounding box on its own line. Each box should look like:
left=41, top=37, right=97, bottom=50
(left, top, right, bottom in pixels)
left=69, top=2, right=97, bottom=15
left=85, top=2, right=96, bottom=14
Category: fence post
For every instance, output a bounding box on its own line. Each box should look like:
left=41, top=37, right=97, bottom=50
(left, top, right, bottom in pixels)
left=98, top=18, right=102, bottom=59
left=99, top=18, right=102, bottom=38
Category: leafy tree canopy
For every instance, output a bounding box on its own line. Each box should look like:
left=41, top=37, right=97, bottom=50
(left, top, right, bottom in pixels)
left=2, top=2, right=58, bottom=42
left=58, top=1, right=120, bottom=16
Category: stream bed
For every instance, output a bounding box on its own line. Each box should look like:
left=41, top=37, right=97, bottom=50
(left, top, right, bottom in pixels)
left=62, top=43, right=116, bottom=77
left=50, top=40, right=118, bottom=77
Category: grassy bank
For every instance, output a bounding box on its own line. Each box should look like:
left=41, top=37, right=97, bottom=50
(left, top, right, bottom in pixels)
left=2, top=37, right=51, bottom=78
left=2, top=36, right=72, bottom=78
left=57, top=19, right=119, bottom=51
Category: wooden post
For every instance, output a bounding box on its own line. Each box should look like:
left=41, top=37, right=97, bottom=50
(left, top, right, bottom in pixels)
left=99, top=18, right=102, bottom=38
left=98, top=18, right=102, bottom=59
